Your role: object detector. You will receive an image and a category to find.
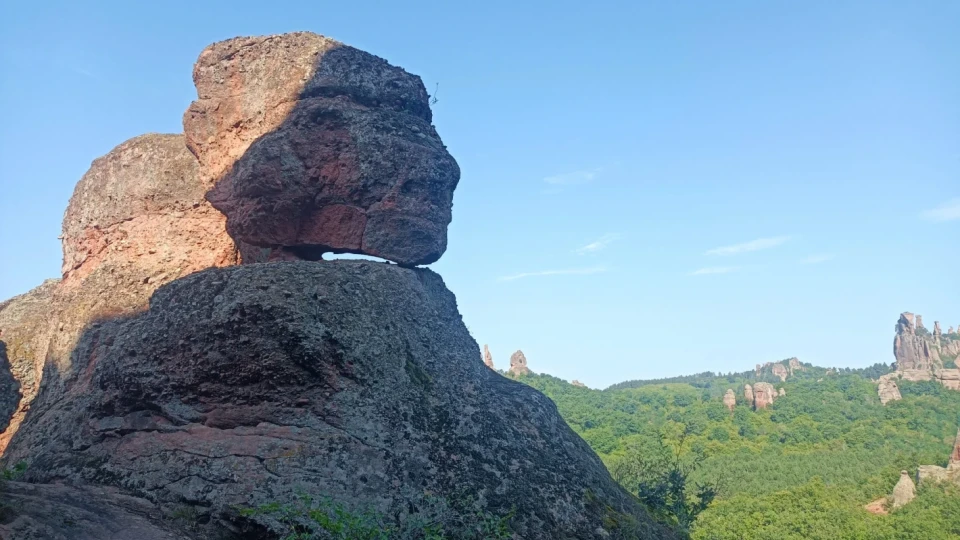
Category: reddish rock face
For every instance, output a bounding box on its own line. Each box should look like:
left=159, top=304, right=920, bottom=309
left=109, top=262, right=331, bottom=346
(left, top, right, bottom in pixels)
left=482, top=344, right=494, bottom=369
left=743, top=384, right=754, bottom=404
left=771, top=363, right=788, bottom=382
left=184, top=33, right=460, bottom=266
left=722, top=389, right=736, bottom=411
left=509, top=350, right=531, bottom=376
left=0, top=134, right=239, bottom=453
left=752, top=382, right=777, bottom=409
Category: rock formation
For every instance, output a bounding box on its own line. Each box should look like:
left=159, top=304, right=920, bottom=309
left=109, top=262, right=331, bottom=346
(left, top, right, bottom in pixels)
left=3, top=262, right=672, bottom=540
left=881, top=312, right=960, bottom=402
left=916, top=315, right=925, bottom=331
left=891, top=471, right=916, bottom=508
left=509, top=350, right=532, bottom=376
left=482, top=344, right=494, bottom=369
left=952, top=429, right=960, bottom=467
left=0, top=135, right=238, bottom=452
left=0, top=341, right=19, bottom=433
left=877, top=373, right=902, bottom=404
left=185, top=33, right=460, bottom=266
left=572, top=380, right=587, bottom=388
left=771, top=363, right=788, bottom=382
left=752, top=382, right=778, bottom=409
left=0, top=32, right=673, bottom=540
left=778, top=387, right=786, bottom=397
left=788, top=357, right=801, bottom=374
left=723, top=389, right=736, bottom=411
left=743, top=384, right=754, bottom=404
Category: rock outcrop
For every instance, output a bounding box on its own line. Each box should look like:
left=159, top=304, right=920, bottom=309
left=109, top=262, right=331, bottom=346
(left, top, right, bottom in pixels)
left=0, top=32, right=675, bottom=540
left=482, top=344, right=494, bottom=369
left=743, top=384, right=754, bottom=404
left=3, top=262, right=672, bottom=540
left=0, top=135, right=239, bottom=452
left=952, top=429, right=960, bottom=466
left=880, top=312, right=960, bottom=402
left=0, top=482, right=188, bottom=540
left=723, top=389, right=736, bottom=411
left=752, top=382, right=778, bottom=409
left=771, top=363, right=788, bottom=382
left=509, top=350, right=532, bottom=376
left=891, top=471, right=916, bottom=508
left=571, top=380, right=587, bottom=388
left=788, top=357, right=801, bottom=374
left=877, top=373, right=902, bottom=404
left=778, top=387, right=786, bottom=397
left=185, top=33, right=460, bottom=266
left=0, top=341, right=19, bottom=433
left=918, top=429, right=960, bottom=487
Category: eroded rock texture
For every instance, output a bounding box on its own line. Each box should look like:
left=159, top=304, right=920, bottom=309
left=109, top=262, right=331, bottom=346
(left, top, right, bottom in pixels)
left=0, top=341, right=20, bottom=433
left=0, top=482, right=190, bottom=540
left=894, top=312, right=939, bottom=370
left=509, top=350, right=532, bottom=376
left=0, top=134, right=238, bottom=453
left=752, top=382, right=778, bottom=410
left=184, top=33, right=460, bottom=266
left=891, top=471, right=916, bottom=508
left=482, top=344, right=494, bottom=369
left=4, top=262, right=672, bottom=540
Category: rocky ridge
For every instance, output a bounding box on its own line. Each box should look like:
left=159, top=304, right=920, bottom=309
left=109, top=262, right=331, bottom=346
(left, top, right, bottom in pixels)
left=879, top=312, right=960, bottom=403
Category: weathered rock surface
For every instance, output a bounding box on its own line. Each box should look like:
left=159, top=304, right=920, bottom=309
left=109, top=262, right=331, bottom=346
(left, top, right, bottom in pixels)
left=916, top=430, right=960, bottom=487
left=0, top=481, right=191, bottom=540
left=0, top=135, right=239, bottom=453
left=0, top=341, right=19, bottom=433
left=894, top=312, right=939, bottom=371
left=3, top=262, right=672, bottom=540
left=482, top=344, right=494, bottom=369
left=0, top=279, right=59, bottom=451
left=722, top=389, right=736, bottom=411
left=891, top=471, right=916, bottom=508
left=778, top=387, right=785, bottom=397
left=571, top=380, right=587, bottom=388
left=509, top=350, right=532, bottom=376
left=184, top=33, right=460, bottom=266
left=877, top=373, right=902, bottom=405
left=771, top=363, right=788, bottom=382
left=743, top=384, right=754, bottom=404
left=788, top=357, right=801, bottom=374
left=752, top=382, right=778, bottom=410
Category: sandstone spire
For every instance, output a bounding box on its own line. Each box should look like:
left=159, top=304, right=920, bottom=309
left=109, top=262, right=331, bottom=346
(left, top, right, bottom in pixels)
left=509, top=350, right=532, bottom=376
left=743, top=384, right=754, bottom=403
left=916, top=315, right=925, bottom=330
left=891, top=471, right=916, bottom=508
left=482, top=344, right=494, bottom=369
left=723, top=389, right=736, bottom=411
left=752, top=382, right=777, bottom=409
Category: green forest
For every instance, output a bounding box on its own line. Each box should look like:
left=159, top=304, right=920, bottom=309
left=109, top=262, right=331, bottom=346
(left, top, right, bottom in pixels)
left=513, top=359, right=960, bottom=539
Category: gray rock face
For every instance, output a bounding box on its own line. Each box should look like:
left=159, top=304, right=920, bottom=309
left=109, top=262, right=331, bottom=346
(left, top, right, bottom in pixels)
left=4, top=261, right=672, bottom=540
left=722, top=389, right=736, bottom=412
left=0, top=481, right=190, bottom=540
left=878, top=373, right=902, bottom=405
left=185, top=33, right=460, bottom=266
left=482, top=344, right=494, bottom=369
left=891, top=470, right=916, bottom=508
left=0, top=340, right=20, bottom=433
left=894, top=312, right=938, bottom=371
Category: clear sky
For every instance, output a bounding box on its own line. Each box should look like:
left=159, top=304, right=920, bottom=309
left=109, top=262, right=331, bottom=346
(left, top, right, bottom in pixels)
left=1, top=1, right=957, bottom=388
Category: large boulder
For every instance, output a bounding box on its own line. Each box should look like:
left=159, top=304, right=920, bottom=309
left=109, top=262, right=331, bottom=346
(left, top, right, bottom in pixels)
left=3, top=261, right=674, bottom=540
left=183, top=33, right=460, bottom=266
left=0, top=134, right=238, bottom=453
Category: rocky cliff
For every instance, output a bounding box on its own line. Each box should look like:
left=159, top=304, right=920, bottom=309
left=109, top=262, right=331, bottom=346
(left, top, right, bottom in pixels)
left=879, top=312, right=960, bottom=403
left=0, top=32, right=674, bottom=540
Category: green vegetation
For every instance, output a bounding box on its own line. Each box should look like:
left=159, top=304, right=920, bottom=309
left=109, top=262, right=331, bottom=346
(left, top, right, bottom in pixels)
left=239, top=493, right=513, bottom=540
left=514, top=360, right=960, bottom=539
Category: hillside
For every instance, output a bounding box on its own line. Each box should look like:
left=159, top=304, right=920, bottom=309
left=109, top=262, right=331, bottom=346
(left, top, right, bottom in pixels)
left=514, top=360, right=960, bottom=539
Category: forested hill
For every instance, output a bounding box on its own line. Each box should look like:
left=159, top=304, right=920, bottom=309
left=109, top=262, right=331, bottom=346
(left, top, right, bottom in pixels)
left=513, top=363, right=960, bottom=539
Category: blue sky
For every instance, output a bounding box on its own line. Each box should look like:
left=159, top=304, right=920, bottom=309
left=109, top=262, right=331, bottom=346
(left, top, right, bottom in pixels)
left=1, top=1, right=957, bottom=388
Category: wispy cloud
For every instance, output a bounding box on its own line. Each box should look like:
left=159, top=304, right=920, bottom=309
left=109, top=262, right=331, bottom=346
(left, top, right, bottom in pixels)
left=801, top=254, right=834, bottom=264
left=689, top=266, right=739, bottom=276
left=543, top=168, right=601, bottom=186
left=705, top=236, right=792, bottom=256
left=498, top=266, right=608, bottom=282
left=920, top=198, right=960, bottom=222
left=575, top=233, right=620, bottom=255
left=71, top=66, right=98, bottom=79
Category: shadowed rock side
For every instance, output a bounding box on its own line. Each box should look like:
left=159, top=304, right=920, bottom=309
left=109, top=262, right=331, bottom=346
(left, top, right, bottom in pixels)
left=0, top=482, right=188, bottom=540
left=0, top=134, right=238, bottom=453
left=4, top=262, right=674, bottom=540
left=184, top=33, right=460, bottom=266
left=0, top=341, right=20, bottom=433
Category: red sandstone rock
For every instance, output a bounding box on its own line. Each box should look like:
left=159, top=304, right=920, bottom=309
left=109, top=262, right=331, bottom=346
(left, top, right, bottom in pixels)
left=723, top=389, right=736, bottom=411
left=482, top=344, right=494, bottom=369
left=183, top=33, right=460, bottom=266
left=752, top=382, right=777, bottom=409
left=509, top=350, right=532, bottom=376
